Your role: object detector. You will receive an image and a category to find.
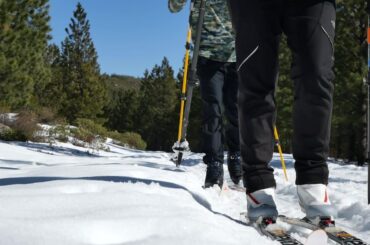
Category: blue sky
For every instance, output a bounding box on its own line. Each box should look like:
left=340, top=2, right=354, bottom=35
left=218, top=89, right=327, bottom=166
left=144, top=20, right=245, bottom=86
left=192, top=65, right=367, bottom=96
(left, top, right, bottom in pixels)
left=49, top=0, right=190, bottom=77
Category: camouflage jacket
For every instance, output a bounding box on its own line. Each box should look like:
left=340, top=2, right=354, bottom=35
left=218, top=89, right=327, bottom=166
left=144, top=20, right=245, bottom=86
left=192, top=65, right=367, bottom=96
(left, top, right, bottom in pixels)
left=168, top=0, right=236, bottom=63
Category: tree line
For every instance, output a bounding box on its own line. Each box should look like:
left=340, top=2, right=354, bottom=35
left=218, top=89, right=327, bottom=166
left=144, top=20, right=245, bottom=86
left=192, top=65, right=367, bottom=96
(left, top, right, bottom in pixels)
left=0, top=0, right=367, bottom=164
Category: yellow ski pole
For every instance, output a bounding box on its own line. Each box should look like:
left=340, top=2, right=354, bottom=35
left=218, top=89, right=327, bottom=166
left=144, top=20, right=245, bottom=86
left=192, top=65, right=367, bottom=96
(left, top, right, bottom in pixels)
left=177, top=27, right=192, bottom=143
left=172, top=25, right=192, bottom=167
left=173, top=0, right=206, bottom=166
left=274, top=126, right=288, bottom=181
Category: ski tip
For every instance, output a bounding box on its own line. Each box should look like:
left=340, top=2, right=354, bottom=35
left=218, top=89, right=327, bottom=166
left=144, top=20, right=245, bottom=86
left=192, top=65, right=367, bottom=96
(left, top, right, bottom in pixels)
left=222, top=180, right=229, bottom=189
left=218, top=180, right=230, bottom=196
left=305, top=229, right=328, bottom=245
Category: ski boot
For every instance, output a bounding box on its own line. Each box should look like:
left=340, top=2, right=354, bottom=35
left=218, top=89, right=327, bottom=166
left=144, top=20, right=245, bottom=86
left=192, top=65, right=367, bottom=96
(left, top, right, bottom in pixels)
left=204, top=161, right=224, bottom=188
left=227, top=152, right=242, bottom=185
left=297, top=184, right=337, bottom=226
left=247, top=187, right=278, bottom=222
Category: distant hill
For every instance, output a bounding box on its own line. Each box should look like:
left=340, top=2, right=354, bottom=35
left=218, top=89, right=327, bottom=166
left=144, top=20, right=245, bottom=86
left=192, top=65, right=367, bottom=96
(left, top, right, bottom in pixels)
left=103, top=74, right=141, bottom=92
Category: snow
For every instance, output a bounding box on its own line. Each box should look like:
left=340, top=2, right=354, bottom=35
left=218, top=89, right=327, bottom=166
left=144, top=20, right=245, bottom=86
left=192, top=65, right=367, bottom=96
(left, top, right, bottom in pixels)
left=0, top=140, right=369, bottom=245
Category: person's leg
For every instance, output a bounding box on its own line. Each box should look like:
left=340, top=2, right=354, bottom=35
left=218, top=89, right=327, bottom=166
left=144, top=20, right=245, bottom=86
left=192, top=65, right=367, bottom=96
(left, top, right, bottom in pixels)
left=284, top=1, right=335, bottom=186
left=223, top=62, right=242, bottom=184
left=197, top=56, right=225, bottom=187
left=223, top=62, right=240, bottom=153
left=228, top=0, right=283, bottom=220
left=283, top=0, right=337, bottom=219
left=228, top=0, right=282, bottom=193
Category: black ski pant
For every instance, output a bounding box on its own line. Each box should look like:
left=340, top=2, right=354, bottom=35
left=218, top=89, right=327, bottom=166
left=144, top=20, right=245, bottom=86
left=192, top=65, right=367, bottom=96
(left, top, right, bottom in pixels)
left=197, top=56, right=240, bottom=164
left=228, top=0, right=336, bottom=192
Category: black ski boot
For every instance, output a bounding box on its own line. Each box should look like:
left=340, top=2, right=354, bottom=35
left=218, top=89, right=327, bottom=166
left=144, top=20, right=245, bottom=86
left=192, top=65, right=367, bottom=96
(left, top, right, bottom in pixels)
left=204, top=161, right=224, bottom=188
left=227, top=152, right=242, bottom=185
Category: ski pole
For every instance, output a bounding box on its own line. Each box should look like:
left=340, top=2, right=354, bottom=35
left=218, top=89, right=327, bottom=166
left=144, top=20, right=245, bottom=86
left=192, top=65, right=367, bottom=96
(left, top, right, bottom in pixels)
left=181, top=0, right=206, bottom=136
left=274, top=126, right=288, bottom=181
left=173, top=19, right=192, bottom=167
left=172, top=1, right=195, bottom=166
left=176, top=26, right=192, bottom=144
left=173, top=0, right=207, bottom=166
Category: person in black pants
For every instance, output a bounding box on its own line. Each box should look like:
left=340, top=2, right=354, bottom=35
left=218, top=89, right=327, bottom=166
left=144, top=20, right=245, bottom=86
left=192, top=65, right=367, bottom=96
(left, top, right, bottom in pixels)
left=227, top=0, right=337, bottom=222
left=169, top=0, right=242, bottom=188
left=197, top=57, right=240, bottom=188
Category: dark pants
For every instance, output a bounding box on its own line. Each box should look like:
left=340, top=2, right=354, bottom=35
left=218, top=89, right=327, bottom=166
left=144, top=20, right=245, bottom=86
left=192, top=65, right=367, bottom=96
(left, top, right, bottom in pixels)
left=228, top=0, right=336, bottom=192
left=197, top=56, right=240, bottom=164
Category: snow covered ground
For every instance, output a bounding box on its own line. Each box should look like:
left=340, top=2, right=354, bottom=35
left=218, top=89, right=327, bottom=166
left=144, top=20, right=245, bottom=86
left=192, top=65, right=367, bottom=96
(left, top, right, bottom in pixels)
left=0, top=140, right=368, bottom=245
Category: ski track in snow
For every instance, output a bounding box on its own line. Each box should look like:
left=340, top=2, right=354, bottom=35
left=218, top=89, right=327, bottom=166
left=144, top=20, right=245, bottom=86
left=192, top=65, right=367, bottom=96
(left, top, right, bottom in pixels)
left=0, top=140, right=368, bottom=245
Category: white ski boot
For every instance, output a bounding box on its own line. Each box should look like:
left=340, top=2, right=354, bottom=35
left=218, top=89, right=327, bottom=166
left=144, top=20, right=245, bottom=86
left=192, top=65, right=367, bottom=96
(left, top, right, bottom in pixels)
left=247, top=187, right=278, bottom=222
left=297, top=184, right=337, bottom=225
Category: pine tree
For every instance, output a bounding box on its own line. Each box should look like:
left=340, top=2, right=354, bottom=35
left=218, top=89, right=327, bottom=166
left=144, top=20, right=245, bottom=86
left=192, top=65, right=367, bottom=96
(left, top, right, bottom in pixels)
left=276, top=36, right=294, bottom=153
left=330, top=0, right=367, bottom=164
left=59, top=2, right=107, bottom=122
left=136, top=57, right=178, bottom=151
left=0, top=0, right=51, bottom=108
left=41, top=44, right=64, bottom=108
left=105, top=89, right=139, bottom=132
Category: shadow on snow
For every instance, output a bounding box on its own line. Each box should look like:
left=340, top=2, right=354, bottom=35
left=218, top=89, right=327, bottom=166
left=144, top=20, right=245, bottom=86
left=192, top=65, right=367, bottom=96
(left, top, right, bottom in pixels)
left=0, top=175, right=245, bottom=226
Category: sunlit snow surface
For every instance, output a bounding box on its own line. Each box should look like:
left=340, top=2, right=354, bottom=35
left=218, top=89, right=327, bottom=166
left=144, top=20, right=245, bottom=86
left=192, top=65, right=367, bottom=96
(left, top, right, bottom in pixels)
left=0, top=140, right=368, bottom=245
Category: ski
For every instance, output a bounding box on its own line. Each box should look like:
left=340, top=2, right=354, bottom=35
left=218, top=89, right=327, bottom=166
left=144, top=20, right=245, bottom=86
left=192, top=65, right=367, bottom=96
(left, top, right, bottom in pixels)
left=253, top=217, right=303, bottom=245
left=240, top=214, right=303, bottom=244
left=278, top=215, right=369, bottom=245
